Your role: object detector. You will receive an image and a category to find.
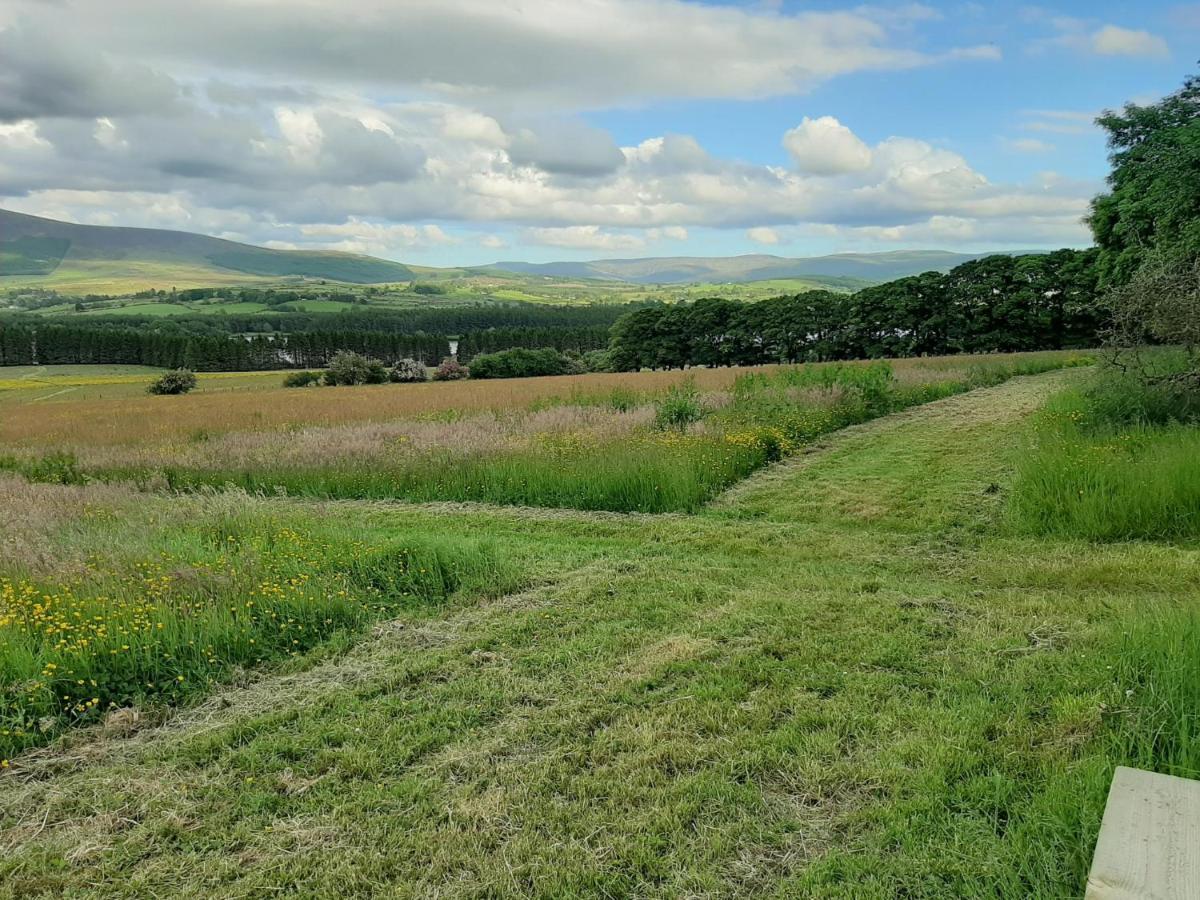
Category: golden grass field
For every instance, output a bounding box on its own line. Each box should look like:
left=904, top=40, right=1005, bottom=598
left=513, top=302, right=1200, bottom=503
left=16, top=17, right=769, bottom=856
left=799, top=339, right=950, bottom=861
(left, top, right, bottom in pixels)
left=0, top=354, right=1068, bottom=448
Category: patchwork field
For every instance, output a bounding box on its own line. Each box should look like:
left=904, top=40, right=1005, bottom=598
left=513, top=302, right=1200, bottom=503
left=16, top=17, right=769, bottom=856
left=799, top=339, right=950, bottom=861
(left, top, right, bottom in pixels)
left=1, top=352, right=1197, bottom=897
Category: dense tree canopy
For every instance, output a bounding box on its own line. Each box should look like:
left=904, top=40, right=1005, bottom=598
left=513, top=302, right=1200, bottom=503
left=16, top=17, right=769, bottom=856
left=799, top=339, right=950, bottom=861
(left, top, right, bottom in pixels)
left=1088, top=72, right=1200, bottom=287
left=1087, top=69, right=1200, bottom=373
left=608, top=250, right=1100, bottom=371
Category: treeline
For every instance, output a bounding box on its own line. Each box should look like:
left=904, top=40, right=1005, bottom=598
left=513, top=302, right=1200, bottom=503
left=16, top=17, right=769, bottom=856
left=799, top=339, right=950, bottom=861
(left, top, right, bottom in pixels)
left=610, top=250, right=1101, bottom=370
left=0, top=323, right=450, bottom=371
left=69, top=300, right=654, bottom=337
left=457, top=326, right=610, bottom=362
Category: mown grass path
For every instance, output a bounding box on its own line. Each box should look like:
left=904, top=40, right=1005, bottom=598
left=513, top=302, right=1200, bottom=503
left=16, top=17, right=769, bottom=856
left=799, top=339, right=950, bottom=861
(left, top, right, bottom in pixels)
left=2, top=372, right=1197, bottom=898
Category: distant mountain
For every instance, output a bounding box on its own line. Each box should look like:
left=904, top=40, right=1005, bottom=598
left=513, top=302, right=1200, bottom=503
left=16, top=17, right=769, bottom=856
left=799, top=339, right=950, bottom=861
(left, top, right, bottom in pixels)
left=485, top=250, right=1022, bottom=285
left=0, top=208, right=1039, bottom=296
left=0, top=208, right=414, bottom=290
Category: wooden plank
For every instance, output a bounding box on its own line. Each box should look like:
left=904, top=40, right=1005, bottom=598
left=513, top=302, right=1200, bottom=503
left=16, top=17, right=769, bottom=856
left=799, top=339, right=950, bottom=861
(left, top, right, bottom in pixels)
left=1087, top=766, right=1200, bottom=899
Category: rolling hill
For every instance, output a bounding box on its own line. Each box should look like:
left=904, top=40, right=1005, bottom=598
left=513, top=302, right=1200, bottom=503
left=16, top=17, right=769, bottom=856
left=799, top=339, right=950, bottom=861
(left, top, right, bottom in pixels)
left=0, top=209, right=415, bottom=292
left=485, top=250, right=1015, bottom=284
left=1, top=208, right=1036, bottom=297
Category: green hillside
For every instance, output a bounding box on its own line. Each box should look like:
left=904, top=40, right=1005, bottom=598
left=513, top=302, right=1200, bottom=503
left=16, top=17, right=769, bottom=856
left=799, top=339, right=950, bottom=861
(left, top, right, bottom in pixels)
left=0, top=209, right=414, bottom=293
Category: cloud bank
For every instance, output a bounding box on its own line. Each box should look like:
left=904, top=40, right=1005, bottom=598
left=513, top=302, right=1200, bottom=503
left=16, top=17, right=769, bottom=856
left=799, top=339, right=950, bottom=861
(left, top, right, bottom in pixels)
left=0, top=0, right=1099, bottom=260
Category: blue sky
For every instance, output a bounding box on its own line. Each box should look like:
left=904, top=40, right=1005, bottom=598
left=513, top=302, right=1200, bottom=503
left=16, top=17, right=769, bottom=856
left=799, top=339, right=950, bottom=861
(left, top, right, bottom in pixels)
left=0, top=0, right=1194, bottom=265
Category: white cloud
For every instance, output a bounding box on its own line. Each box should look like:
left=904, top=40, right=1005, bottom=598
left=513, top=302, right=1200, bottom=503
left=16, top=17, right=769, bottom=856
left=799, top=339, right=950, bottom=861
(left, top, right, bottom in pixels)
left=747, top=226, right=781, bottom=245
left=1020, top=109, right=1095, bottom=136
left=0, top=5, right=1095, bottom=262
left=783, top=116, right=873, bottom=175
left=0, top=120, right=50, bottom=151
left=296, top=218, right=459, bottom=256
left=1032, top=18, right=1171, bottom=60
left=525, top=226, right=646, bottom=252
left=0, top=0, right=997, bottom=112
left=3, top=106, right=1096, bottom=258
left=1090, top=25, right=1170, bottom=59
left=1003, top=137, right=1054, bottom=153
left=507, top=119, right=625, bottom=177
left=652, top=226, right=689, bottom=241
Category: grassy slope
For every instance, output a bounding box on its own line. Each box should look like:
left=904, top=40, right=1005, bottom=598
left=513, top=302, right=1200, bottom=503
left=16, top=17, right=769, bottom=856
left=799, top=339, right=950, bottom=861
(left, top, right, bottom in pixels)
left=2, top=373, right=1197, bottom=897
left=0, top=209, right=415, bottom=293
left=0, top=261, right=283, bottom=295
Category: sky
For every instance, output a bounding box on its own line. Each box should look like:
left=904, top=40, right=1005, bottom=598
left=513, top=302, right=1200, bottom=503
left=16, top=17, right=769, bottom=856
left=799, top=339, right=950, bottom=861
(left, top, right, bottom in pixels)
left=0, top=0, right=1194, bottom=266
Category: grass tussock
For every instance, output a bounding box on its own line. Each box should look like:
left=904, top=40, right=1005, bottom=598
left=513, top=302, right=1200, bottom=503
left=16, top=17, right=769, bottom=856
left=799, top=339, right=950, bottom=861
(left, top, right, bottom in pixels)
left=1010, top=357, right=1200, bottom=542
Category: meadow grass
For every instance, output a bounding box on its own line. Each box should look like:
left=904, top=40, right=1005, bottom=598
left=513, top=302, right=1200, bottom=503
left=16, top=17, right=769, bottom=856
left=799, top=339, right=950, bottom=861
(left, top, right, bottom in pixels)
left=1009, top=360, right=1200, bottom=542
left=0, top=352, right=1084, bottom=446
left=0, top=372, right=1197, bottom=897
left=1114, top=608, right=1200, bottom=780
left=0, top=480, right=521, bottom=762
left=0, top=352, right=1092, bottom=514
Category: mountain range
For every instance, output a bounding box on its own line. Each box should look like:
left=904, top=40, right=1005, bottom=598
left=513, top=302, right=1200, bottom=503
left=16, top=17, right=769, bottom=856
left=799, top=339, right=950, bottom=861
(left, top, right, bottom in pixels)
left=482, top=250, right=1005, bottom=284
left=1, top=208, right=1032, bottom=293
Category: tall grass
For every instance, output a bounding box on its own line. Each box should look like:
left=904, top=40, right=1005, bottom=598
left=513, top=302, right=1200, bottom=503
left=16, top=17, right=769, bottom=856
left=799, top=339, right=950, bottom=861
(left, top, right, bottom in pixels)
left=1010, top=360, right=1200, bottom=542
left=1114, top=609, right=1200, bottom=780
left=1, top=352, right=1091, bottom=515
left=0, top=352, right=1088, bottom=448
left=0, top=494, right=515, bottom=762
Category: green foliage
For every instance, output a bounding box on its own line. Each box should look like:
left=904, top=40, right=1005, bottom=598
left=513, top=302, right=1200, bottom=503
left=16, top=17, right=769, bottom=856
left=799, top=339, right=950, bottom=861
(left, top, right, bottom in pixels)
left=1080, top=355, right=1200, bottom=426
left=409, top=282, right=447, bottom=295
left=1088, top=72, right=1200, bottom=287
left=0, top=451, right=85, bottom=485
left=431, top=357, right=470, bottom=381
left=468, top=347, right=572, bottom=379
left=1088, top=70, right=1200, bottom=388
left=282, top=370, right=323, bottom=388
left=3, top=357, right=1200, bottom=897
left=388, top=358, right=428, bottom=383
left=1104, top=252, right=1200, bottom=381
left=46, top=354, right=1089, bottom=516
left=653, top=380, right=704, bottom=431
left=324, top=351, right=388, bottom=386
left=580, top=348, right=613, bottom=373
left=608, top=250, right=1101, bottom=371
left=147, top=368, right=197, bottom=395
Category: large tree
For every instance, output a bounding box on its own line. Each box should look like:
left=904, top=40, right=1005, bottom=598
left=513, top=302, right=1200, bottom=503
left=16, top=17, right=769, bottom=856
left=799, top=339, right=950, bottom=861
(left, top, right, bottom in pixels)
left=1089, top=70, right=1200, bottom=372
left=1088, top=72, right=1200, bottom=288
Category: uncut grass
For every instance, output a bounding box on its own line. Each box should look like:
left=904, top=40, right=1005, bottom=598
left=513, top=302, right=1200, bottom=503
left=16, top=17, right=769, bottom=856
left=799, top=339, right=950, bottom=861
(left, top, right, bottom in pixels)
left=0, top=351, right=1087, bottom=448
left=3, top=353, right=1093, bottom=514
left=1009, top=368, right=1200, bottom=542
left=0, top=480, right=519, bottom=762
